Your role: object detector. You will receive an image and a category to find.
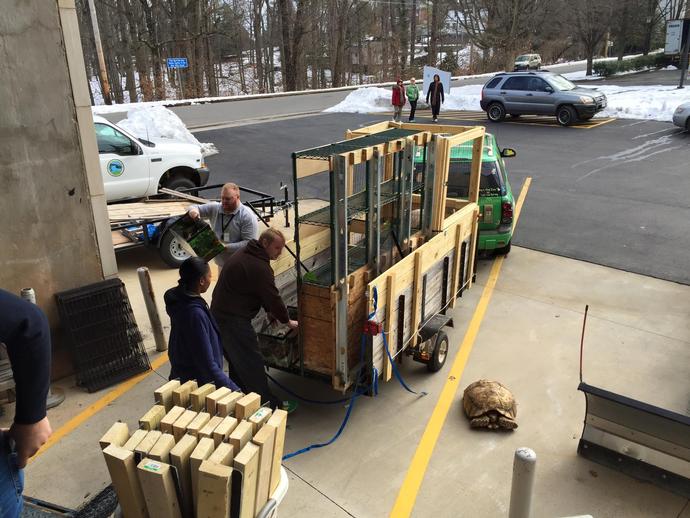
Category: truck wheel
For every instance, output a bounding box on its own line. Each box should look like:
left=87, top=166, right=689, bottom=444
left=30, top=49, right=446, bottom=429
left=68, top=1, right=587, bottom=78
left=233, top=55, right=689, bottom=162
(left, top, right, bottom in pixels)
left=166, top=176, right=196, bottom=191
left=427, top=331, right=449, bottom=373
left=557, top=105, right=577, bottom=126
left=159, top=230, right=191, bottom=268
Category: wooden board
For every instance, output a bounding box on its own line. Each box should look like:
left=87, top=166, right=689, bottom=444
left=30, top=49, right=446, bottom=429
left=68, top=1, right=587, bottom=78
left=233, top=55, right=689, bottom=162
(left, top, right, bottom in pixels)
left=228, top=421, right=253, bottom=454
left=216, top=392, right=243, bottom=417
left=173, top=380, right=198, bottom=409
left=190, top=384, right=216, bottom=412
left=137, top=458, right=183, bottom=518
left=251, top=422, right=276, bottom=513
left=231, top=443, right=260, bottom=518
left=187, top=412, right=211, bottom=438
left=234, top=393, right=261, bottom=421
left=154, top=380, right=181, bottom=412
left=172, top=410, right=199, bottom=442
left=266, top=410, right=288, bottom=495
left=148, top=433, right=176, bottom=464
left=139, top=405, right=166, bottom=431
left=99, top=422, right=129, bottom=450
left=160, top=406, right=186, bottom=435
left=206, top=387, right=232, bottom=415
left=213, top=416, right=239, bottom=447
left=169, top=434, right=198, bottom=518
left=134, top=431, right=162, bottom=459
left=197, top=460, right=232, bottom=518
left=122, top=429, right=148, bottom=452
left=102, top=445, right=148, bottom=518
left=199, top=415, right=224, bottom=440
left=248, top=407, right=272, bottom=434
left=190, top=437, right=216, bottom=512
left=208, top=442, right=235, bottom=466
left=108, top=200, right=189, bottom=222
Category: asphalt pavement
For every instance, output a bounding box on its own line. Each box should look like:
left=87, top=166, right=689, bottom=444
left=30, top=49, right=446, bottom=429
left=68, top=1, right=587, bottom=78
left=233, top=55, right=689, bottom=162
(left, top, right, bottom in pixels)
left=200, top=110, right=690, bottom=285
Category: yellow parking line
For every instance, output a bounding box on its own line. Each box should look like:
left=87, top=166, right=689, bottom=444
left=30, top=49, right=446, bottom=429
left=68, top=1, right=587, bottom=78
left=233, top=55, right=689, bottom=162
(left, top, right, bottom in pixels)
left=389, top=178, right=532, bottom=518
left=29, top=352, right=170, bottom=463
left=572, top=118, right=615, bottom=129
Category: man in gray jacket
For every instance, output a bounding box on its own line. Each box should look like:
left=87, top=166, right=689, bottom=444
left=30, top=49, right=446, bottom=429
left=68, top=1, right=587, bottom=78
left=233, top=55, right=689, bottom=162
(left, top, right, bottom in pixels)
left=188, top=182, right=259, bottom=267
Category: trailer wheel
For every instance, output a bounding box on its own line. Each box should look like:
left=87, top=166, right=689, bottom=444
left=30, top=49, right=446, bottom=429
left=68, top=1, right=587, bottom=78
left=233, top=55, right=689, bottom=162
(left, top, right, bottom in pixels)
left=427, top=331, right=449, bottom=372
left=159, top=230, right=191, bottom=268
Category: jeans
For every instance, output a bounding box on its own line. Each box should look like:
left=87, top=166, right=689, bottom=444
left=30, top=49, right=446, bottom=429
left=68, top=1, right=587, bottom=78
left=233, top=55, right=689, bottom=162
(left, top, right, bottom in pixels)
left=409, top=100, right=417, bottom=120
left=0, top=434, right=23, bottom=518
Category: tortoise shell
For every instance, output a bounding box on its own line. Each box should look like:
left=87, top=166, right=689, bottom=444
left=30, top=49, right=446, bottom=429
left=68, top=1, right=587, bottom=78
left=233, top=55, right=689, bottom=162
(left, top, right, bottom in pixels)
left=463, top=379, right=517, bottom=420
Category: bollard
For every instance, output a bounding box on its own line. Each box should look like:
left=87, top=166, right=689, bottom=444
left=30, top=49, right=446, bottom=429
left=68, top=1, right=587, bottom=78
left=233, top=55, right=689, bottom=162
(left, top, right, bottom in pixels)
left=509, top=447, right=537, bottom=518
left=137, top=267, right=167, bottom=352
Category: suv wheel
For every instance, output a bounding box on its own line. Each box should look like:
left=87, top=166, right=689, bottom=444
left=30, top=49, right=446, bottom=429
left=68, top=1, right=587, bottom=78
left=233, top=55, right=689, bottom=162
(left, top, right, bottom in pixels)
left=557, top=105, right=577, bottom=126
left=487, top=103, right=506, bottom=122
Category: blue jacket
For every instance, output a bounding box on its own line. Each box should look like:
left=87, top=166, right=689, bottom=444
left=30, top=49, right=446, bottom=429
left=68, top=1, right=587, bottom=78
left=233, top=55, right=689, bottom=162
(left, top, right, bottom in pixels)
left=164, top=285, right=239, bottom=390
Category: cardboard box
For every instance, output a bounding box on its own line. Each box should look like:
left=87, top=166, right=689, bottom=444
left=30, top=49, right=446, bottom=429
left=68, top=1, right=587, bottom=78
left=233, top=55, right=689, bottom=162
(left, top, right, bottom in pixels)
left=197, top=460, right=232, bottom=518
left=148, top=433, right=176, bottom=463
left=216, top=392, right=243, bottom=417
left=248, top=407, right=272, bottom=434
left=137, top=458, right=182, bottom=518
left=172, top=380, right=198, bottom=408
left=205, top=387, right=232, bottom=415
left=123, top=429, right=149, bottom=452
left=160, top=406, right=186, bottom=435
left=99, top=422, right=129, bottom=450
left=266, top=409, right=288, bottom=495
left=228, top=421, right=253, bottom=454
left=231, top=443, right=260, bottom=518
left=187, top=412, right=211, bottom=438
left=213, top=416, right=239, bottom=447
left=154, top=380, right=181, bottom=411
left=169, top=434, right=197, bottom=518
left=172, top=410, right=198, bottom=442
left=102, top=444, right=148, bottom=518
left=190, top=437, right=215, bottom=512
left=234, top=393, right=261, bottom=421
left=139, top=405, right=167, bottom=431
left=134, top=431, right=162, bottom=459
left=251, top=423, right=276, bottom=512
left=190, top=383, right=216, bottom=412
left=199, top=415, right=224, bottom=439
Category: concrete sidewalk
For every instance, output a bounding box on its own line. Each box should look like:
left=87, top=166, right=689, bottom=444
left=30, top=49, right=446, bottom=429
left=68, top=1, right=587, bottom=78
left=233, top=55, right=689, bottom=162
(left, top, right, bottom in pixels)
left=9, top=246, right=690, bottom=517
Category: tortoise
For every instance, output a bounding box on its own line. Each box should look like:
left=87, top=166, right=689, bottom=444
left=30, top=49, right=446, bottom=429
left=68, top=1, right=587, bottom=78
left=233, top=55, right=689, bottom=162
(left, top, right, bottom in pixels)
left=462, top=379, right=518, bottom=430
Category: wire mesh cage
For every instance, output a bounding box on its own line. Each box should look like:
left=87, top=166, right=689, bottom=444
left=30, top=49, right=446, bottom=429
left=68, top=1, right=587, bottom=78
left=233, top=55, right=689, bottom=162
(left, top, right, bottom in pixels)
left=55, top=279, right=151, bottom=392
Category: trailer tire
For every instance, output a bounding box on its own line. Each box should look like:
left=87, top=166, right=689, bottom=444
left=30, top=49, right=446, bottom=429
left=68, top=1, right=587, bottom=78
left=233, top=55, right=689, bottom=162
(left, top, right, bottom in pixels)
left=427, top=331, right=449, bottom=372
left=159, top=230, right=192, bottom=268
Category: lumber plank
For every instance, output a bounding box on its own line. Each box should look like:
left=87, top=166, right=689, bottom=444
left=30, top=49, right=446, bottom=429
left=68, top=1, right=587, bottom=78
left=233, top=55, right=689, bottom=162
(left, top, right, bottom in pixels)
left=266, top=410, right=288, bottom=495
left=228, top=420, right=253, bottom=453
left=190, top=437, right=216, bottom=512
left=172, top=410, right=199, bottom=442
left=160, top=406, right=186, bottom=435
left=248, top=407, right=273, bottom=434
left=134, top=431, right=162, bottom=459
left=251, top=422, right=276, bottom=513
left=148, top=433, right=176, bottom=464
left=216, top=392, right=243, bottom=417
left=137, top=457, right=183, bottom=518
left=99, top=422, right=129, bottom=450
left=169, top=434, right=198, bottom=518
left=154, top=380, right=181, bottom=412
left=122, top=429, right=148, bottom=452
left=197, top=460, right=232, bottom=518
left=199, top=415, right=224, bottom=440
left=213, top=416, right=239, bottom=447
left=187, top=412, right=211, bottom=438
left=205, top=387, right=232, bottom=415
left=208, top=442, right=235, bottom=466
left=190, top=384, right=216, bottom=412
left=102, top=445, right=148, bottom=518
left=172, top=380, right=198, bottom=409
left=234, top=393, right=261, bottom=421
left=139, top=405, right=166, bottom=431
left=231, top=443, right=260, bottom=518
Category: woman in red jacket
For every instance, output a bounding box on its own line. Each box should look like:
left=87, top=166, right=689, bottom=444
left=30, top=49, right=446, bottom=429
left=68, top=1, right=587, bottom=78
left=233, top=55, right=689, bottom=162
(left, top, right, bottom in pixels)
left=391, top=78, right=406, bottom=122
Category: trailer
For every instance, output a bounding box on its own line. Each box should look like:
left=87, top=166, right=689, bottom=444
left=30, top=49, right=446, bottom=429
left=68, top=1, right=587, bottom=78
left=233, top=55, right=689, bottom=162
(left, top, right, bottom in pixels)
left=257, top=122, right=486, bottom=392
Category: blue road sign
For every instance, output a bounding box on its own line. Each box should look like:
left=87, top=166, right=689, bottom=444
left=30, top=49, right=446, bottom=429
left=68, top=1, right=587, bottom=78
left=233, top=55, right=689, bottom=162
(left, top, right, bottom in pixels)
left=167, top=58, right=188, bottom=69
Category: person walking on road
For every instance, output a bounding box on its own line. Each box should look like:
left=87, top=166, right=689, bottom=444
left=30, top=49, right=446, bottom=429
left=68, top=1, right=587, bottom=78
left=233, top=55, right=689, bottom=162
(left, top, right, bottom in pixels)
left=187, top=182, right=258, bottom=268
left=165, top=257, right=241, bottom=391
left=211, top=228, right=298, bottom=412
left=426, top=74, right=445, bottom=122
left=0, top=289, right=53, bottom=516
left=406, top=77, right=420, bottom=121
left=391, top=78, right=406, bottom=122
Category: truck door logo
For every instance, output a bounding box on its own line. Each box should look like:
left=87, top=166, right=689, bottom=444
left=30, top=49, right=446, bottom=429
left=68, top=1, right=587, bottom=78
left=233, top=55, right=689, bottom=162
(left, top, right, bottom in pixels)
left=107, top=159, right=125, bottom=177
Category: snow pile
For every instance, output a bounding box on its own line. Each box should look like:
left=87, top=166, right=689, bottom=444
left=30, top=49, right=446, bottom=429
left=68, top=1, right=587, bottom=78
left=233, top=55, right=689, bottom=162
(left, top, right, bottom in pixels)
left=112, top=106, right=218, bottom=156
left=325, top=83, right=690, bottom=121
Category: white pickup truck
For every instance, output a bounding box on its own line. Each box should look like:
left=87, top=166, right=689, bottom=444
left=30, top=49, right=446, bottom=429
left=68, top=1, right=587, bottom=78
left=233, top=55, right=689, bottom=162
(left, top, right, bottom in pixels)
left=94, top=115, right=210, bottom=202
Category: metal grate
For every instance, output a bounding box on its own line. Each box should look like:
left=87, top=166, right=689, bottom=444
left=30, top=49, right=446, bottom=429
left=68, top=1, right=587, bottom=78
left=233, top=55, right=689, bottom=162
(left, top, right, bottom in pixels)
left=55, top=279, right=151, bottom=392
left=293, top=129, right=421, bottom=160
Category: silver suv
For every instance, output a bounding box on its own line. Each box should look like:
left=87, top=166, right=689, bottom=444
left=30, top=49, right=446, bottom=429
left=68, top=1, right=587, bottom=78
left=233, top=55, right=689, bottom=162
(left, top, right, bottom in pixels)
left=514, top=54, right=541, bottom=71
left=479, top=71, right=607, bottom=126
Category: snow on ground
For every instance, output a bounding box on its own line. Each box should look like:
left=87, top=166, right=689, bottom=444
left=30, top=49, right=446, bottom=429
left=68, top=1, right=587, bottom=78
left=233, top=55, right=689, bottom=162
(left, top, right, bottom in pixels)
left=97, top=105, right=218, bottom=156
left=325, top=82, right=690, bottom=122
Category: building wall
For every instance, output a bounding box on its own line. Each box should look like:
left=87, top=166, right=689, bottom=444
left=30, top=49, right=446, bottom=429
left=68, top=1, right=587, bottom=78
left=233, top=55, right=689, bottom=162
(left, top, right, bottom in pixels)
left=0, top=0, right=117, bottom=377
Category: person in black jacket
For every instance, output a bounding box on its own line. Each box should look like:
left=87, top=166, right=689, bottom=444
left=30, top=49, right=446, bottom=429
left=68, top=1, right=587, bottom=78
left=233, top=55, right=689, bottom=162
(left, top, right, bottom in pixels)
left=211, top=228, right=298, bottom=410
left=0, top=289, right=53, bottom=515
left=165, top=257, right=240, bottom=391
left=426, top=74, right=445, bottom=122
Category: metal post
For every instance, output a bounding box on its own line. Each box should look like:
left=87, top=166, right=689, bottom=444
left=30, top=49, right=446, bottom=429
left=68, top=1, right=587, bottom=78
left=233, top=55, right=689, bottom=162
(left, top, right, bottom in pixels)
left=509, top=447, right=537, bottom=518
left=366, top=152, right=382, bottom=275
left=137, top=267, right=167, bottom=352
left=332, top=154, right=349, bottom=388
left=422, top=140, right=436, bottom=237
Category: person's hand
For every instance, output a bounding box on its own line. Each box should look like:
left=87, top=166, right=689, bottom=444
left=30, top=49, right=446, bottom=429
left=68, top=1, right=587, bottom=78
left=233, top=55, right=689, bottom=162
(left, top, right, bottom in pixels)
left=287, top=319, right=299, bottom=331
left=188, top=208, right=200, bottom=220
left=10, top=417, right=52, bottom=468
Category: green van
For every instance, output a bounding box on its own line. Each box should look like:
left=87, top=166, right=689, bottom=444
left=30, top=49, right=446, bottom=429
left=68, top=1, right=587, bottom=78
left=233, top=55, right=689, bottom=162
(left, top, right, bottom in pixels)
left=416, top=133, right=516, bottom=254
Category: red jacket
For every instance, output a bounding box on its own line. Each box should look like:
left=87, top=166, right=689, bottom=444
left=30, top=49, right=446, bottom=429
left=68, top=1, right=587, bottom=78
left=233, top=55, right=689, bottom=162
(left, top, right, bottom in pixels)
left=392, top=85, right=406, bottom=106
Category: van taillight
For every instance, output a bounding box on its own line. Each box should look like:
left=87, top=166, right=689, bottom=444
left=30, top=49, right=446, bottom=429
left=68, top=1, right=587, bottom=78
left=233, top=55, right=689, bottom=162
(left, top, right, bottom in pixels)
left=501, top=201, right=513, bottom=223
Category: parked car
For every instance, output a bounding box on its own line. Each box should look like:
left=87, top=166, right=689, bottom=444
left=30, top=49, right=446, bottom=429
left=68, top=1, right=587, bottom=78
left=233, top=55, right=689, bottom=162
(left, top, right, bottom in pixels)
left=514, top=53, right=542, bottom=71
left=672, top=102, right=690, bottom=130
left=415, top=133, right=516, bottom=254
left=94, top=115, right=210, bottom=203
left=479, top=71, right=607, bottom=126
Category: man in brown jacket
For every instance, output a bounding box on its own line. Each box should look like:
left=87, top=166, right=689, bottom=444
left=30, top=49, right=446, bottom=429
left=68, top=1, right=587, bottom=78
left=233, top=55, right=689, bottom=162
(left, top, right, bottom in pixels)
left=211, top=228, right=298, bottom=409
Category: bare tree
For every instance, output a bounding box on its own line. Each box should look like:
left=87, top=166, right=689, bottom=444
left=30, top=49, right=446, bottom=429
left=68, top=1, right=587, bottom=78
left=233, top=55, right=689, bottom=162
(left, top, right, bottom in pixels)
left=569, top=0, right=614, bottom=75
